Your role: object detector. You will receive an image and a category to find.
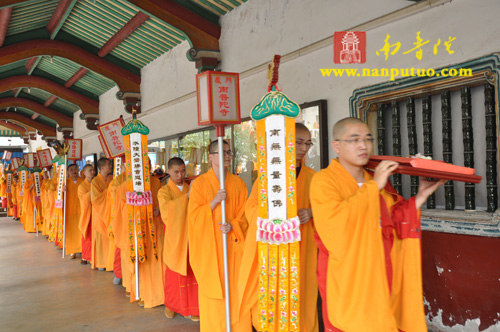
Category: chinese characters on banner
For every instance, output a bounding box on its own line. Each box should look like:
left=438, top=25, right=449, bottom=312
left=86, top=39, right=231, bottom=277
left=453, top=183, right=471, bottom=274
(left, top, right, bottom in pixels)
left=19, top=167, right=27, bottom=197
left=37, top=149, right=53, bottom=168
left=114, top=156, right=122, bottom=178
left=2, top=150, right=12, bottom=160
left=66, top=139, right=83, bottom=161
left=33, top=171, right=41, bottom=202
left=11, top=157, right=20, bottom=170
left=376, top=31, right=456, bottom=61
left=6, top=172, right=11, bottom=193
left=24, top=153, right=35, bottom=168
left=130, top=138, right=145, bottom=191
left=196, top=71, right=241, bottom=125
left=98, top=118, right=126, bottom=158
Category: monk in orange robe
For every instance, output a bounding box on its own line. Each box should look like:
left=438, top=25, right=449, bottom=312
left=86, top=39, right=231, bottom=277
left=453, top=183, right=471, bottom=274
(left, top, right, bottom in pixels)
left=22, top=174, right=37, bottom=233
left=238, top=123, right=319, bottom=331
left=158, top=157, right=199, bottom=320
left=188, top=140, right=250, bottom=332
left=90, top=158, right=113, bottom=270
left=78, top=164, right=95, bottom=264
left=45, top=169, right=57, bottom=239
left=310, top=117, right=445, bottom=332
left=64, top=164, right=84, bottom=258
left=11, top=175, right=19, bottom=220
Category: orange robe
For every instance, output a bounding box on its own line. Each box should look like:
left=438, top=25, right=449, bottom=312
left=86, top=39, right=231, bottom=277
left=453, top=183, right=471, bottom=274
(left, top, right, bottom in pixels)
left=22, top=177, right=37, bottom=233
left=129, top=176, right=165, bottom=308
left=11, top=182, right=18, bottom=219
left=310, top=159, right=426, bottom=332
left=78, top=179, right=92, bottom=262
left=103, top=177, right=119, bottom=272
left=45, top=178, right=57, bottom=238
left=110, top=173, right=132, bottom=292
left=238, top=166, right=318, bottom=331
left=65, top=177, right=84, bottom=255
left=158, top=179, right=199, bottom=316
left=188, top=169, right=250, bottom=332
left=16, top=179, right=24, bottom=221
left=90, top=173, right=113, bottom=269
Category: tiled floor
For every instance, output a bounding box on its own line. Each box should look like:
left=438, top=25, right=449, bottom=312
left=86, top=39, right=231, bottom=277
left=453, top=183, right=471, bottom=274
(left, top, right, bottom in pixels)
left=0, top=217, right=200, bottom=332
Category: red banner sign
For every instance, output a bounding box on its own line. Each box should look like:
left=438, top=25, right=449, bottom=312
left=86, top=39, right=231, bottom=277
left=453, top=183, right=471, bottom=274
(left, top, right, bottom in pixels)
left=66, top=139, right=83, bottom=161
left=37, top=149, right=53, bottom=168
left=97, top=118, right=125, bottom=158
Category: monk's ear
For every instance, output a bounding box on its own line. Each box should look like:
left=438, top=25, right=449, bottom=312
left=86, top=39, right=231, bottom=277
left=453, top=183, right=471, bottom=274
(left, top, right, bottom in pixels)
left=332, top=140, right=340, bottom=154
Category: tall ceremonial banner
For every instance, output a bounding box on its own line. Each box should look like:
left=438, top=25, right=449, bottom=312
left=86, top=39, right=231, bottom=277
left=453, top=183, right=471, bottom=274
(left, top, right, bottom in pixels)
left=98, top=117, right=126, bottom=158
left=5, top=169, right=12, bottom=194
left=121, top=112, right=157, bottom=300
left=19, top=163, right=28, bottom=197
left=66, top=139, right=83, bottom=161
left=31, top=166, right=43, bottom=231
left=50, top=153, right=67, bottom=250
left=251, top=55, right=301, bottom=332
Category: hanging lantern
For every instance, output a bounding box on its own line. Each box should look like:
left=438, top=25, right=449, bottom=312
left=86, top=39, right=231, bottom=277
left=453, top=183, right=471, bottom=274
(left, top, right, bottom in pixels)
left=196, top=70, right=241, bottom=127
left=251, top=55, right=301, bottom=332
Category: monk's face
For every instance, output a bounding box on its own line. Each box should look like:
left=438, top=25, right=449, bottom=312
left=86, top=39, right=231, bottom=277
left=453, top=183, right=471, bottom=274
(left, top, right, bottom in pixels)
left=68, top=166, right=79, bottom=180
left=209, top=144, right=232, bottom=169
left=296, top=129, right=312, bottom=163
left=167, top=164, right=186, bottom=186
left=83, top=167, right=95, bottom=181
left=332, top=123, right=373, bottom=167
left=100, top=161, right=112, bottom=176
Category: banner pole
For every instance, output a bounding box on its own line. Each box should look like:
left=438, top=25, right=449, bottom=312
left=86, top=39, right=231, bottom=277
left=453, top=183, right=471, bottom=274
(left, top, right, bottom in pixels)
left=217, top=131, right=231, bottom=332
left=62, top=155, right=67, bottom=258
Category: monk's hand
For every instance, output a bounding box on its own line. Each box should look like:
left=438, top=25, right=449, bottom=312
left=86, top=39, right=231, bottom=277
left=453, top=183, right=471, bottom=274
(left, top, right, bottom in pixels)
left=219, top=222, right=232, bottom=233
left=415, top=178, right=446, bottom=210
left=153, top=207, right=160, bottom=217
left=298, top=208, right=312, bottom=224
left=62, top=185, right=66, bottom=192
left=210, top=190, right=227, bottom=210
left=373, top=160, right=399, bottom=190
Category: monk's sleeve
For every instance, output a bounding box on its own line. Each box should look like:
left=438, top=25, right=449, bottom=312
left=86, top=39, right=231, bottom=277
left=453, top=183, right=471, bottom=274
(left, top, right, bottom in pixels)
left=78, top=183, right=91, bottom=237
left=158, top=186, right=189, bottom=275
left=310, top=171, right=380, bottom=258
left=187, top=178, right=223, bottom=300
left=233, top=180, right=249, bottom=239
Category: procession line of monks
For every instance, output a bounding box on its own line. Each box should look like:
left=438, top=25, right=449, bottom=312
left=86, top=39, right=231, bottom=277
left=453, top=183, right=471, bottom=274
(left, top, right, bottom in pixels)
left=3, top=117, right=444, bottom=332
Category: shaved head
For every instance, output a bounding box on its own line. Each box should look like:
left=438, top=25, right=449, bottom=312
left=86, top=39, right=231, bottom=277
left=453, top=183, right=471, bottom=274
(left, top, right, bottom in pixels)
left=295, top=122, right=310, bottom=134
left=333, top=117, right=367, bottom=139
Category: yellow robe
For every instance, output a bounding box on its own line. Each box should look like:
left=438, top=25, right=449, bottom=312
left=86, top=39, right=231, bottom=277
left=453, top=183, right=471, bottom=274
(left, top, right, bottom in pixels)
left=129, top=176, right=165, bottom=308
left=90, top=173, right=112, bottom=269
left=310, top=159, right=426, bottom=332
left=158, top=180, right=190, bottom=275
left=65, top=177, right=84, bottom=255
left=16, top=179, right=23, bottom=221
left=11, top=182, right=18, bottom=217
left=188, top=169, right=250, bottom=332
left=22, top=177, right=36, bottom=233
left=103, top=176, right=120, bottom=272
left=238, top=165, right=319, bottom=332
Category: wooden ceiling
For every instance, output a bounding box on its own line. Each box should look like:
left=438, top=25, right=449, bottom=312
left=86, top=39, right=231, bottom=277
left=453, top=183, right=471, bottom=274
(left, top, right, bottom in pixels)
left=0, top=0, right=246, bottom=141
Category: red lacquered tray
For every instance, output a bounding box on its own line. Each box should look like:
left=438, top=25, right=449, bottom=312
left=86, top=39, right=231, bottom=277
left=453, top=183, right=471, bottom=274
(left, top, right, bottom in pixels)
left=365, top=156, right=482, bottom=183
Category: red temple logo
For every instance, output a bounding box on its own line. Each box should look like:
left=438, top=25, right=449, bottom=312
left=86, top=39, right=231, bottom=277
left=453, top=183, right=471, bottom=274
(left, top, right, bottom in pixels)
left=334, top=31, right=366, bottom=64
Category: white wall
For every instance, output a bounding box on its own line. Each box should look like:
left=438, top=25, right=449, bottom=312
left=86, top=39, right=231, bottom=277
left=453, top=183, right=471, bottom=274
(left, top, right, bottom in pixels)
left=75, top=0, right=500, bottom=162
